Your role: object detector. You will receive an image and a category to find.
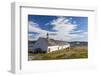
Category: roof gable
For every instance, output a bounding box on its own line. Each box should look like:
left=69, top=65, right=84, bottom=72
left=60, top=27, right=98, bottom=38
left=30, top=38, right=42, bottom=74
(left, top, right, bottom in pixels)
left=38, top=37, right=69, bottom=46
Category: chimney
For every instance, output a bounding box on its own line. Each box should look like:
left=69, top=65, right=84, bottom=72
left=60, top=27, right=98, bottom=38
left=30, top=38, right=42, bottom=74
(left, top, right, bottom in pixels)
left=47, top=33, right=49, bottom=39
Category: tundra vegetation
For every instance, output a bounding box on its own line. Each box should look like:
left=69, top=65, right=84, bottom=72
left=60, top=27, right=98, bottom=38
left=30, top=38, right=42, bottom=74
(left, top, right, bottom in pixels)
left=28, top=46, right=88, bottom=60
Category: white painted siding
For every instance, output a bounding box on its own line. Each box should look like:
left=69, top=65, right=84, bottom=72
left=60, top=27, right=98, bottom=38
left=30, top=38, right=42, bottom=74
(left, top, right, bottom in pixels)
left=48, top=46, right=59, bottom=52
left=48, top=44, right=70, bottom=53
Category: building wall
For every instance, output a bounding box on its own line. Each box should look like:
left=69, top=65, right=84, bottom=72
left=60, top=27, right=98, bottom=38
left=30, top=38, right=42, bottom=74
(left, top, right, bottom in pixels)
left=32, top=38, right=70, bottom=53
left=32, top=39, right=48, bottom=52
left=48, top=44, right=70, bottom=53
left=48, top=46, right=59, bottom=52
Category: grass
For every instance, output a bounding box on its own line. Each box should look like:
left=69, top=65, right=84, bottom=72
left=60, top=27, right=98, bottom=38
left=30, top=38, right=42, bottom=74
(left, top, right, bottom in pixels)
left=28, top=46, right=88, bottom=60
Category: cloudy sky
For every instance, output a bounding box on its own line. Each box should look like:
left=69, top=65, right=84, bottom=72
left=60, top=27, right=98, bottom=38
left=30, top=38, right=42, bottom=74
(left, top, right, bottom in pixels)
left=28, top=15, right=88, bottom=41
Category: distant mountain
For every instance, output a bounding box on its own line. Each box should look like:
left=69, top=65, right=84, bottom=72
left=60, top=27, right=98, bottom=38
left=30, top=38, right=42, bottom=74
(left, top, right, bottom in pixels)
left=68, top=41, right=88, bottom=47
left=28, top=40, right=88, bottom=47
left=28, top=40, right=36, bottom=44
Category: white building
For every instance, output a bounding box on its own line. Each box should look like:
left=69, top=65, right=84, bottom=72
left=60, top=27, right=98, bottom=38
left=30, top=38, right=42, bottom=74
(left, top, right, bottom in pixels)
left=32, top=33, right=70, bottom=53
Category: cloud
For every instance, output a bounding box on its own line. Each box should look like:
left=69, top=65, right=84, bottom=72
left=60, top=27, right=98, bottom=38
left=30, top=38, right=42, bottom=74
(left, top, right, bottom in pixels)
left=28, top=21, right=47, bottom=40
left=48, top=17, right=78, bottom=41
left=28, top=21, right=55, bottom=40
left=48, top=17, right=87, bottom=41
left=67, top=31, right=88, bottom=41
left=51, top=17, right=77, bottom=32
left=28, top=17, right=88, bottom=41
left=28, top=33, right=37, bottom=41
left=29, top=21, right=46, bottom=34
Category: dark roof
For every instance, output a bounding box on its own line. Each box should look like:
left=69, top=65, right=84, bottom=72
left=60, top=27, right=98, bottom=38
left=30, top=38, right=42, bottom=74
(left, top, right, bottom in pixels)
left=38, top=37, right=69, bottom=46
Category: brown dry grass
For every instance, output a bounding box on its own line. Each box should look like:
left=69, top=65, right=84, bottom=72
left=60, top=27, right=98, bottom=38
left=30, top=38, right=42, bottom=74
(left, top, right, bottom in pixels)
left=28, top=46, right=88, bottom=60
